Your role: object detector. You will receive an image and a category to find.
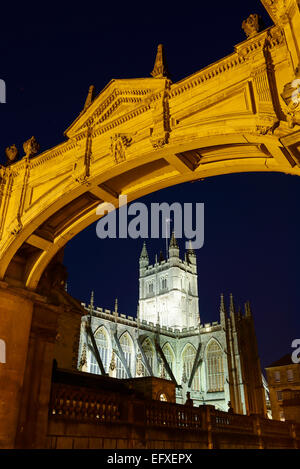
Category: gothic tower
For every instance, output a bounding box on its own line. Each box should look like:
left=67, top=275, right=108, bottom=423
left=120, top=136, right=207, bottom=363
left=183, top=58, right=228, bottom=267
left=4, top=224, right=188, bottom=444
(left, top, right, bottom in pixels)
left=138, top=234, right=200, bottom=329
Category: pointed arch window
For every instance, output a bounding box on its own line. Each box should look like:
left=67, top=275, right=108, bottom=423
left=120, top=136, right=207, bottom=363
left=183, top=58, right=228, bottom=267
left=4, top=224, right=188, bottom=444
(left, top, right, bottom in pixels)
left=141, top=338, right=154, bottom=376
left=116, top=333, right=134, bottom=379
left=182, top=344, right=200, bottom=391
left=206, top=340, right=224, bottom=392
left=160, top=344, right=175, bottom=380
left=90, top=327, right=111, bottom=375
left=161, top=277, right=167, bottom=291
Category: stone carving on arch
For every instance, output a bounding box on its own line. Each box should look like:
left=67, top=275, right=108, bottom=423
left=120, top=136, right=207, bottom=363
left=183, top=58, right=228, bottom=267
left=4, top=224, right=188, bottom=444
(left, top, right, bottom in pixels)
left=110, top=134, right=132, bottom=164
left=149, top=81, right=171, bottom=149
left=281, top=67, right=300, bottom=128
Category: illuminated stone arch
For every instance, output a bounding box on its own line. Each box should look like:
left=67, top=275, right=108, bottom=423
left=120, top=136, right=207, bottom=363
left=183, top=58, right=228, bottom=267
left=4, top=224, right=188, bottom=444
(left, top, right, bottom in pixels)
left=89, top=325, right=112, bottom=374
left=1, top=15, right=300, bottom=291
left=181, top=343, right=200, bottom=391
left=205, top=338, right=224, bottom=392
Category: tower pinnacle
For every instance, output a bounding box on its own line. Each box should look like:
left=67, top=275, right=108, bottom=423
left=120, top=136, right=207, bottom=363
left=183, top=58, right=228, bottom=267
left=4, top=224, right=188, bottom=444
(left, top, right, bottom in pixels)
left=169, top=231, right=179, bottom=248
left=169, top=231, right=179, bottom=259
left=139, top=241, right=149, bottom=268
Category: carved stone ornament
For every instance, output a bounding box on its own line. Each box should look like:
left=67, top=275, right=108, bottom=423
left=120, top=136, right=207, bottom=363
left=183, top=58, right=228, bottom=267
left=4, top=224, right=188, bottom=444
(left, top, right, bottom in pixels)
left=150, top=83, right=171, bottom=149
left=5, top=144, right=19, bottom=165
left=110, top=350, right=116, bottom=371
left=281, top=67, right=300, bottom=128
left=110, top=134, right=132, bottom=164
left=242, top=14, right=263, bottom=38
left=136, top=353, right=143, bottom=376
left=23, top=136, right=40, bottom=158
left=79, top=343, right=87, bottom=369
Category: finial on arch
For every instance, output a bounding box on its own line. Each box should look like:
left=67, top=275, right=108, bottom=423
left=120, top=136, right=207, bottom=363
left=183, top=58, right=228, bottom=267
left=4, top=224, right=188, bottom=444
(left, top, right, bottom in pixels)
left=151, top=44, right=170, bottom=79
left=84, top=85, right=96, bottom=110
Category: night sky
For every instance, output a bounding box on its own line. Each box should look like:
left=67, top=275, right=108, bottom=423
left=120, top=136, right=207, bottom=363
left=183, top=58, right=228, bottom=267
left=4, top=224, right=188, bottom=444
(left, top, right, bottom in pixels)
left=0, top=1, right=299, bottom=371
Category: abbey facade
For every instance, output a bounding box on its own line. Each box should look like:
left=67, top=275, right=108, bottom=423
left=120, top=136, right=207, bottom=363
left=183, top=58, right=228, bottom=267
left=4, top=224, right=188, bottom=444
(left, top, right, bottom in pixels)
left=78, top=235, right=267, bottom=415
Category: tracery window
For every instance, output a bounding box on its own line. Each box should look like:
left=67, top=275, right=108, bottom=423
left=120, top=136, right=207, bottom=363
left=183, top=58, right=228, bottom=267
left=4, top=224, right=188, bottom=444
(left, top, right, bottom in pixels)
left=90, top=327, right=111, bottom=375
left=182, top=344, right=200, bottom=391
left=206, top=340, right=224, bottom=392
left=116, top=333, right=133, bottom=379
left=141, top=338, right=154, bottom=376
left=160, top=344, right=175, bottom=380
left=161, top=277, right=167, bottom=291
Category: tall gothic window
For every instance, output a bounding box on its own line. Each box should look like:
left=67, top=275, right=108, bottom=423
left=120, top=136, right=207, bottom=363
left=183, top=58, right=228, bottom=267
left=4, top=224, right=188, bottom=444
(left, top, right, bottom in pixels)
left=159, top=343, right=175, bottom=380
left=206, top=340, right=224, bottom=392
left=161, top=277, right=167, bottom=291
left=116, top=333, right=134, bottom=379
left=90, top=326, right=111, bottom=375
left=182, top=344, right=200, bottom=391
left=141, top=338, right=154, bottom=376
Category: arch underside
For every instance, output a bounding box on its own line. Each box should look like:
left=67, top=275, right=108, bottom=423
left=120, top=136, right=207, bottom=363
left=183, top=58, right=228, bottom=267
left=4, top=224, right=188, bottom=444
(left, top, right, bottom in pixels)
left=1, top=130, right=300, bottom=291
left=2, top=17, right=300, bottom=290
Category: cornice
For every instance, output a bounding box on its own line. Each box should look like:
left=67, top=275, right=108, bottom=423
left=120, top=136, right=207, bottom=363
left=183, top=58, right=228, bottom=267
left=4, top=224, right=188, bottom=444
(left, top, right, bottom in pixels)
left=170, top=26, right=284, bottom=100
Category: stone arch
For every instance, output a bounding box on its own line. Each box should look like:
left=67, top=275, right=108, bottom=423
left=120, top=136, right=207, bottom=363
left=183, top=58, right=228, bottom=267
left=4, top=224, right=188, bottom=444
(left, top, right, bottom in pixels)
left=116, top=331, right=134, bottom=378
left=157, top=391, right=169, bottom=402
left=1, top=27, right=300, bottom=291
left=160, top=342, right=175, bottom=379
left=141, top=337, right=155, bottom=376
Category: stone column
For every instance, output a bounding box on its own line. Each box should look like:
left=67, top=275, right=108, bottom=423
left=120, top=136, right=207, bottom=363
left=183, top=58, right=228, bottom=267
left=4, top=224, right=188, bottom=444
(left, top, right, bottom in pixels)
left=14, top=301, right=60, bottom=448
left=0, top=283, right=34, bottom=448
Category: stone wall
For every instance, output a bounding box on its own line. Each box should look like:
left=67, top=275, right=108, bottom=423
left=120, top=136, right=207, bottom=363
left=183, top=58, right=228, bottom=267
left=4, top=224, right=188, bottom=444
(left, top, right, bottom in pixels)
left=46, top=369, right=300, bottom=450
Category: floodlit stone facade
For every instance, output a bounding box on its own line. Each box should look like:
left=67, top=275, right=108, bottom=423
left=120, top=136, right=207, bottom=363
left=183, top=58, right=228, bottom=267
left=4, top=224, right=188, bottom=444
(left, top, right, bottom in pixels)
left=78, top=236, right=267, bottom=414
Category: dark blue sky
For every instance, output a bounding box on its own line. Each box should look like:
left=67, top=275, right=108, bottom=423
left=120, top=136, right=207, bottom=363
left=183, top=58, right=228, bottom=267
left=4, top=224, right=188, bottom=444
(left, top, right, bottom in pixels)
left=0, top=1, right=299, bottom=370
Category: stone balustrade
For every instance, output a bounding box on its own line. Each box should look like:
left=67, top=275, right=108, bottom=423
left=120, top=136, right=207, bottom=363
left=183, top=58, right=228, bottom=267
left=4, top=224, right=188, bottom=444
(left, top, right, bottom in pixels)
left=47, top=371, right=300, bottom=449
